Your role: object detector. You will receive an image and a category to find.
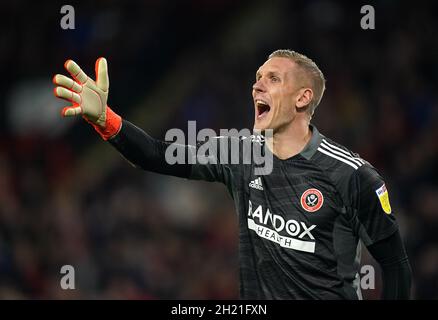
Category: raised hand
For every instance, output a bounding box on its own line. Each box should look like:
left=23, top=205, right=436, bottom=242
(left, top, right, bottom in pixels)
left=53, top=58, right=121, bottom=140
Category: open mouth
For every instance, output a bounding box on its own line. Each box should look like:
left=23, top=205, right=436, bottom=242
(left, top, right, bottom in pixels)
left=255, top=100, right=271, bottom=119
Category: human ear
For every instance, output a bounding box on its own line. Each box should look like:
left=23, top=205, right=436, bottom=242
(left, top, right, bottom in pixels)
left=296, top=88, right=313, bottom=109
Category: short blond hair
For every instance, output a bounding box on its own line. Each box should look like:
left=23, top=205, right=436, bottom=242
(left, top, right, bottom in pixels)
left=269, top=49, right=326, bottom=115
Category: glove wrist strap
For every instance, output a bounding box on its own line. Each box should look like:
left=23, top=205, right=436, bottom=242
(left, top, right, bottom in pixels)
left=89, top=106, right=122, bottom=140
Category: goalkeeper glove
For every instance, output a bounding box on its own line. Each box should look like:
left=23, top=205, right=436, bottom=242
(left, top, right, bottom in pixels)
left=53, top=57, right=122, bottom=140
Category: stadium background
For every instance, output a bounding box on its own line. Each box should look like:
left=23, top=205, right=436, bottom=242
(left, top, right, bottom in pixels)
left=1, top=0, right=437, bottom=299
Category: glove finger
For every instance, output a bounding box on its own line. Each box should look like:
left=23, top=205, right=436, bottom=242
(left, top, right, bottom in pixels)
left=54, top=87, right=82, bottom=104
left=62, top=105, right=82, bottom=117
left=95, top=57, right=109, bottom=91
left=64, top=59, right=89, bottom=84
left=52, top=74, right=83, bottom=93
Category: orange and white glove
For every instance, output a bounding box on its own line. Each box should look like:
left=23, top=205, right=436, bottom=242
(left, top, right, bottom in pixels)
left=53, top=58, right=122, bottom=140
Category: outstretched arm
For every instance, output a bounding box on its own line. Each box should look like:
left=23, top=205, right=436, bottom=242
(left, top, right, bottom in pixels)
left=52, top=58, right=230, bottom=182
left=109, top=119, right=192, bottom=178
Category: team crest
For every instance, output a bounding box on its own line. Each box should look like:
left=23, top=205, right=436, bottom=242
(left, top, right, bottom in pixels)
left=375, top=184, right=392, bottom=214
left=300, top=188, right=324, bottom=213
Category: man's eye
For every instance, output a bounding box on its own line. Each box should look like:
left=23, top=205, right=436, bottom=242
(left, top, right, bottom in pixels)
left=270, top=76, right=280, bottom=82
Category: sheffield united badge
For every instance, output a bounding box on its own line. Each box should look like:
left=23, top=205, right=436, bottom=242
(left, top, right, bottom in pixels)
left=300, top=188, right=324, bottom=213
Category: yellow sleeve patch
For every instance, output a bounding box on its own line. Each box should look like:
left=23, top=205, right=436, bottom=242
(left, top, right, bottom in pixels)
left=375, top=184, right=392, bottom=214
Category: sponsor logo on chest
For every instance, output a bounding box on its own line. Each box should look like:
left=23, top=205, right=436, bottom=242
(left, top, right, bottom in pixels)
left=247, top=200, right=317, bottom=253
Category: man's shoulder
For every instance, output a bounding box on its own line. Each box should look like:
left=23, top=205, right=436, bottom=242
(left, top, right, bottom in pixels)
left=311, top=134, right=378, bottom=184
left=310, top=134, right=387, bottom=206
left=314, top=135, right=366, bottom=169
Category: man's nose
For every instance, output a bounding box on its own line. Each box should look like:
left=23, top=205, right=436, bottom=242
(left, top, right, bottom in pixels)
left=253, top=80, right=265, bottom=93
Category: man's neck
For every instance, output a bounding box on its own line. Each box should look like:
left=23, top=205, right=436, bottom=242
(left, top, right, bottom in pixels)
left=266, top=120, right=312, bottom=160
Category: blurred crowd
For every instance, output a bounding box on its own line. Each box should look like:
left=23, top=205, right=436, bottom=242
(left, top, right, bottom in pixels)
left=0, top=0, right=438, bottom=299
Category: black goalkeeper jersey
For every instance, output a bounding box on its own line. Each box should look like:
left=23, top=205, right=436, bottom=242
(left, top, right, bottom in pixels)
left=110, top=121, right=399, bottom=300
left=189, top=125, right=398, bottom=300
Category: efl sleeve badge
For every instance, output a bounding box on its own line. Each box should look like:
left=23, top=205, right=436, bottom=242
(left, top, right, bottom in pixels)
left=375, top=184, right=392, bottom=214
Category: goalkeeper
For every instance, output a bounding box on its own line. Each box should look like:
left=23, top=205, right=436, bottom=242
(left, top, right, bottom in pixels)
left=53, top=52, right=411, bottom=299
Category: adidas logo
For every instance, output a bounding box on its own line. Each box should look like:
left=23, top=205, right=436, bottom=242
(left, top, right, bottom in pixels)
left=249, top=177, right=263, bottom=190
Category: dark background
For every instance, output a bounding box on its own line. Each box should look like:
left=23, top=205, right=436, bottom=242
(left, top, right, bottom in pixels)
left=0, top=0, right=437, bottom=299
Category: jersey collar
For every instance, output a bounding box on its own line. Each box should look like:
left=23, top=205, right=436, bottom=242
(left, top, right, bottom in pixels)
left=299, top=124, right=322, bottom=160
